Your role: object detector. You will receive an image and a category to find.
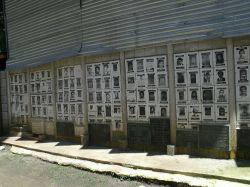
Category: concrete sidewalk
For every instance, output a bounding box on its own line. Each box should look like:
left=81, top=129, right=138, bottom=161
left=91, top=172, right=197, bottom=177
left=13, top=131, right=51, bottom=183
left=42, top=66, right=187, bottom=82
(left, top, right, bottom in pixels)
left=1, top=137, right=250, bottom=187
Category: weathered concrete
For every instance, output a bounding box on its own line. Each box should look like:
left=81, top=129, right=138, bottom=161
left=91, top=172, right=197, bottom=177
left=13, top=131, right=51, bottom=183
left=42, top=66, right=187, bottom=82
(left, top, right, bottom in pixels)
left=2, top=137, right=250, bottom=187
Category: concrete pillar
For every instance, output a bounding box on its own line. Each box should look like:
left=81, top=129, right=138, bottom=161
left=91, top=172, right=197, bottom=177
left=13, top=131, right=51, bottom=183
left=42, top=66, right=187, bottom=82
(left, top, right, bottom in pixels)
left=226, top=39, right=237, bottom=158
left=51, top=63, right=57, bottom=138
left=167, top=44, right=177, bottom=145
left=6, top=71, right=11, bottom=131
left=120, top=51, right=128, bottom=147
left=81, top=56, right=89, bottom=146
left=27, top=69, right=32, bottom=126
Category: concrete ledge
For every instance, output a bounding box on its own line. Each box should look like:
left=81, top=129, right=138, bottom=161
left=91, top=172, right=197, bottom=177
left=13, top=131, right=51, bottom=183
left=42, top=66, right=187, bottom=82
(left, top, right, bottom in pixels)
left=2, top=137, right=250, bottom=186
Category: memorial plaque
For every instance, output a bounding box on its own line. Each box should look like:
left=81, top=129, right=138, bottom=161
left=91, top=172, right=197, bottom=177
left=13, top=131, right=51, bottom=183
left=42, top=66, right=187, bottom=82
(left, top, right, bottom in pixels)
left=176, top=88, right=187, bottom=104
left=214, top=68, right=228, bottom=85
left=237, top=102, right=250, bottom=121
left=189, top=105, right=202, bottom=121
left=234, top=46, right=249, bottom=64
left=188, top=87, right=201, bottom=104
left=128, top=104, right=137, bottom=120
left=215, top=104, right=229, bottom=121
left=201, top=87, right=214, bottom=104
left=187, top=52, right=199, bottom=69
left=187, top=70, right=200, bottom=86
left=156, top=56, right=167, bottom=72
left=126, top=59, right=135, bottom=73
left=236, top=84, right=250, bottom=101
left=202, top=104, right=215, bottom=121
left=175, top=70, right=187, bottom=87
left=145, top=58, right=155, bottom=72
left=215, top=86, right=228, bottom=103
left=213, top=49, right=227, bottom=67
left=176, top=105, right=188, bottom=121
left=199, top=50, right=213, bottom=68
left=174, top=53, right=186, bottom=70
left=236, top=65, right=249, bottom=84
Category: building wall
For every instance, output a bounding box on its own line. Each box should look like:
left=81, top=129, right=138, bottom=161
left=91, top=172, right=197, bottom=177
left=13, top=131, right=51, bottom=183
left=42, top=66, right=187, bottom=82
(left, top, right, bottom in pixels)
left=0, top=71, right=8, bottom=135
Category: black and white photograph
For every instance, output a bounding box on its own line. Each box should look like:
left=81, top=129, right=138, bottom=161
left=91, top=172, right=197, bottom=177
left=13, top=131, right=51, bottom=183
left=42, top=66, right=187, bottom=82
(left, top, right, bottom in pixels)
left=137, top=90, right=146, bottom=102
left=137, top=74, right=146, bottom=87
left=63, top=104, right=69, bottom=114
left=215, top=104, right=229, bottom=121
left=187, top=70, right=200, bottom=86
left=104, top=92, right=111, bottom=103
left=199, top=51, right=212, bottom=68
left=76, top=78, right=82, bottom=88
left=157, top=74, right=167, bottom=87
left=138, top=105, right=147, bottom=119
left=113, top=76, right=120, bottom=88
left=237, top=103, right=250, bottom=121
left=88, top=92, right=94, bottom=102
left=87, top=79, right=94, bottom=89
left=58, top=68, right=63, bottom=79
left=64, top=91, right=69, bottom=102
left=95, top=64, right=101, bottom=76
left=213, top=49, right=226, bottom=67
left=70, top=104, right=76, bottom=114
left=70, top=79, right=75, bottom=90
left=215, top=86, right=228, bottom=103
left=77, top=103, right=83, bottom=115
left=201, top=69, right=213, bottom=85
left=97, top=105, right=103, bottom=117
left=64, top=67, right=69, bottom=78
left=202, top=104, right=215, bottom=121
left=104, top=77, right=111, bottom=89
left=113, top=105, right=121, bottom=118
left=113, top=90, right=120, bottom=102
left=136, top=59, right=144, bottom=72
left=235, top=46, right=249, bottom=64
left=236, top=85, right=250, bottom=101
left=95, top=78, right=101, bottom=90
left=112, top=61, right=120, bottom=74
left=148, top=90, right=156, bottom=102
left=188, top=87, right=200, bottom=104
left=147, top=73, right=155, bottom=86
left=214, top=68, right=227, bottom=85
left=88, top=104, right=96, bottom=118
left=189, top=105, right=201, bottom=121
left=70, top=67, right=75, bottom=77
left=175, top=71, right=187, bottom=87
left=202, top=87, right=214, bottom=104
left=64, top=79, right=69, bottom=89
left=127, top=90, right=137, bottom=103
left=236, top=65, right=249, bottom=83
left=159, top=89, right=168, bottom=104
left=70, top=90, right=75, bottom=101
left=127, top=75, right=136, bottom=90
left=157, top=57, right=166, bottom=72
left=159, top=105, right=168, bottom=117
left=58, top=92, right=63, bottom=102
left=187, top=52, right=199, bottom=69
left=148, top=105, right=156, bottom=116
left=103, top=62, right=110, bottom=76
left=105, top=105, right=112, bottom=117
left=96, top=92, right=102, bottom=103
left=87, top=65, right=93, bottom=77
left=145, top=58, right=155, bottom=72
left=176, top=88, right=187, bottom=104
left=176, top=105, right=188, bottom=121
left=126, top=60, right=134, bottom=73
left=128, top=105, right=137, bottom=119
left=174, top=54, right=186, bottom=70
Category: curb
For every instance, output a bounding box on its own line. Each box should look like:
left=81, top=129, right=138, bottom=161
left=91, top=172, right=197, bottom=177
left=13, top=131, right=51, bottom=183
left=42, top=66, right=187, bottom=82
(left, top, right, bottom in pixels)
left=2, top=141, right=250, bottom=185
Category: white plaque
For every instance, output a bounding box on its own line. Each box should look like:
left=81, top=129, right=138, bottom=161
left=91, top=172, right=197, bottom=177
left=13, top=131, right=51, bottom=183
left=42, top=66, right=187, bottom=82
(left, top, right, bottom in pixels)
left=175, top=71, right=187, bottom=87
left=187, top=52, right=199, bottom=69
left=213, top=49, right=227, bottom=67
left=201, top=87, right=214, bottom=104
left=237, top=102, right=250, bottom=121
left=234, top=46, right=249, bottom=64
left=214, top=68, right=228, bottom=85
left=189, top=105, right=201, bottom=122
left=236, top=84, right=250, bottom=101
left=202, top=104, right=215, bottom=121
left=215, top=86, right=228, bottom=103
left=176, top=105, right=188, bottom=121
left=187, top=69, right=200, bottom=86
left=199, top=50, right=213, bottom=68
left=215, top=104, right=229, bottom=121
left=188, top=87, right=201, bottom=104
left=176, top=88, right=188, bottom=104
left=236, top=65, right=250, bottom=84
left=174, top=53, right=186, bottom=70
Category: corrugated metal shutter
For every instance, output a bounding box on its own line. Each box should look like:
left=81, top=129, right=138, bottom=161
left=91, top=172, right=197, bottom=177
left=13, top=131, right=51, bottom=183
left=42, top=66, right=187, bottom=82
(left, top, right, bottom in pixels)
left=5, top=0, right=250, bottom=70
left=6, top=0, right=81, bottom=70
left=80, top=0, right=250, bottom=54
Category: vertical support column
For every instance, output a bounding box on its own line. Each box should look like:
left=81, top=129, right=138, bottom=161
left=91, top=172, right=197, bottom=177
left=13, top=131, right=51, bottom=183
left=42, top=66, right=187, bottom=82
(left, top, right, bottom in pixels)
left=81, top=56, right=89, bottom=146
left=226, top=39, right=237, bottom=159
left=6, top=71, right=11, bottom=131
left=120, top=51, right=128, bottom=147
left=27, top=68, right=32, bottom=127
left=51, top=63, right=57, bottom=139
left=167, top=44, right=177, bottom=145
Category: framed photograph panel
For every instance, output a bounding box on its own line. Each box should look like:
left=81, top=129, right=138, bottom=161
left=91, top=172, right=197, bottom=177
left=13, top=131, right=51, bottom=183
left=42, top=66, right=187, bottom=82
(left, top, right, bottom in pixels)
left=213, top=49, right=227, bottom=67
left=236, top=84, right=250, bottom=101
left=236, top=65, right=249, bottom=84
left=199, top=50, right=213, bottom=68
left=188, top=87, right=201, bottom=104
left=237, top=102, right=250, bottom=121
left=176, top=88, right=187, bottom=104
left=215, top=104, right=229, bottom=122
left=175, top=70, right=187, bottom=87
left=215, top=86, right=228, bottom=103
left=201, top=69, right=214, bottom=86
left=202, top=104, right=215, bottom=121
left=176, top=105, right=188, bottom=121
left=201, top=87, right=214, bottom=104
left=174, top=53, right=186, bottom=70
left=214, top=68, right=228, bottom=85
left=187, top=52, right=199, bottom=69
left=188, top=105, right=202, bottom=122
left=187, top=70, right=200, bottom=87
left=234, top=46, right=249, bottom=64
